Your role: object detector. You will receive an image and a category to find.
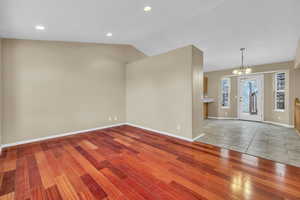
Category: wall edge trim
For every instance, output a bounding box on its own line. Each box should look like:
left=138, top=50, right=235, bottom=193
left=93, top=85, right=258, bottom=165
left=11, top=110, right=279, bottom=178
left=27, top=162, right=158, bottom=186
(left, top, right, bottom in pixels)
left=192, top=133, right=206, bottom=141
left=1, top=123, right=126, bottom=149
left=125, top=122, right=194, bottom=142
left=2, top=122, right=198, bottom=149
left=208, top=117, right=294, bottom=128
left=208, top=117, right=238, bottom=120
left=4, top=119, right=293, bottom=151
left=263, top=121, right=294, bottom=128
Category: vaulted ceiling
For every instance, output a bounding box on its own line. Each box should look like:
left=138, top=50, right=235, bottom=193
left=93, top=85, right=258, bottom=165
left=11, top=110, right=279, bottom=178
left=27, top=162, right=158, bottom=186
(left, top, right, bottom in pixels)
left=1, top=0, right=299, bottom=71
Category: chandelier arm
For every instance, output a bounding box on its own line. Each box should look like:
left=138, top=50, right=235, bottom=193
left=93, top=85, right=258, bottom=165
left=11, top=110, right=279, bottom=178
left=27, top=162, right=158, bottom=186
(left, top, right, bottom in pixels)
left=233, top=48, right=251, bottom=75
left=241, top=48, right=245, bottom=70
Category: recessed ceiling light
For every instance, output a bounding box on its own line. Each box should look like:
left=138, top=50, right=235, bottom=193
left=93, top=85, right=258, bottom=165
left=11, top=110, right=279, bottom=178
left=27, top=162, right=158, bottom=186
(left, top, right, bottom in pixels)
left=144, top=6, right=152, bottom=12
left=35, top=25, right=45, bottom=30
left=106, top=32, right=113, bottom=37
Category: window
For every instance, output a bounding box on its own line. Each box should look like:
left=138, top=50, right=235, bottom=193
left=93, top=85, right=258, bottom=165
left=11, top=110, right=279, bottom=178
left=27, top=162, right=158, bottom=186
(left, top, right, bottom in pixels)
left=275, top=72, right=286, bottom=111
left=221, top=78, right=230, bottom=108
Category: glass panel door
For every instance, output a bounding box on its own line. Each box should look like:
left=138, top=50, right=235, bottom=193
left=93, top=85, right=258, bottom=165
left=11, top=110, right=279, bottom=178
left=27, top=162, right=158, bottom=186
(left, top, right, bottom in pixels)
left=238, top=75, right=263, bottom=121
left=242, top=79, right=258, bottom=114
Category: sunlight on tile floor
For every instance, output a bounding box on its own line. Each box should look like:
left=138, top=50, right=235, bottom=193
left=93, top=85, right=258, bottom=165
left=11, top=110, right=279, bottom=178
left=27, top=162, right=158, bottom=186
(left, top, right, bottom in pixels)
left=197, top=119, right=300, bottom=167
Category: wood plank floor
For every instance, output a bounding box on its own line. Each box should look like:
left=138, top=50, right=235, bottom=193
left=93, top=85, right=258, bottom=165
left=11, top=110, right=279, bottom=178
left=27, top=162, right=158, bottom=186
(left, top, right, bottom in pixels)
left=1, top=125, right=300, bottom=200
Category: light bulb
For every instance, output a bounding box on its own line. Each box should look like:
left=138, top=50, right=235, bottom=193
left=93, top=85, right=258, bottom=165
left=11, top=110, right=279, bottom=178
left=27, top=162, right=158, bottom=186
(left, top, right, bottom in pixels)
left=35, top=25, right=45, bottom=30
left=144, top=6, right=152, bottom=12
left=245, top=68, right=252, bottom=74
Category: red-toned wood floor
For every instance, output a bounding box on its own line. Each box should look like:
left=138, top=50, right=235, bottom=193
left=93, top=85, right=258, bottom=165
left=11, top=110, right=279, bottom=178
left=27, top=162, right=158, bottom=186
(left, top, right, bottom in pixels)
left=1, top=125, right=300, bottom=200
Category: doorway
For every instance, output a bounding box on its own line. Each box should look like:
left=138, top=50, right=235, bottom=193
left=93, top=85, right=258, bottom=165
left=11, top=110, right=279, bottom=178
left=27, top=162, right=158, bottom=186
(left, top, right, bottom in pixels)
left=238, top=75, right=264, bottom=121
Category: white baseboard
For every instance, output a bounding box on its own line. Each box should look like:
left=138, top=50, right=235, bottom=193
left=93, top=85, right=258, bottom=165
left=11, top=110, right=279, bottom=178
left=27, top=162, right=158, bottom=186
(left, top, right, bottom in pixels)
left=207, top=117, right=294, bottom=128
left=263, top=121, right=294, bottom=128
left=1, top=123, right=126, bottom=149
left=125, top=123, right=194, bottom=142
left=192, top=133, right=206, bottom=141
left=208, top=117, right=238, bottom=120
left=1, top=122, right=201, bottom=150
left=5, top=119, right=293, bottom=150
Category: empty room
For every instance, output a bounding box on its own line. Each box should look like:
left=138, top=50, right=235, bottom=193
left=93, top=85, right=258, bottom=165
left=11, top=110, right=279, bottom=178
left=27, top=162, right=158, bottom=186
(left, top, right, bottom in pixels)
left=1, top=0, right=300, bottom=199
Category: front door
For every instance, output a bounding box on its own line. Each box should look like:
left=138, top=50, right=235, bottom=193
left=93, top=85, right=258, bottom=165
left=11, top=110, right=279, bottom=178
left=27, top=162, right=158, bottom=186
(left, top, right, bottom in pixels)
left=238, top=75, right=264, bottom=121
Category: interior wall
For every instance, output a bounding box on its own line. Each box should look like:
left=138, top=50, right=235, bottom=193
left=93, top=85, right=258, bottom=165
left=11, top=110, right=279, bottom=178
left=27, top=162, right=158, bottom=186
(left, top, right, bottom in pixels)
left=205, top=61, right=295, bottom=125
left=294, top=40, right=300, bottom=129
left=192, top=47, right=204, bottom=138
left=296, top=68, right=300, bottom=99
left=2, top=39, right=145, bottom=144
left=126, top=45, right=203, bottom=140
left=205, top=71, right=237, bottom=118
left=0, top=39, right=2, bottom=151
left=295, top=39, right=300, bottom=69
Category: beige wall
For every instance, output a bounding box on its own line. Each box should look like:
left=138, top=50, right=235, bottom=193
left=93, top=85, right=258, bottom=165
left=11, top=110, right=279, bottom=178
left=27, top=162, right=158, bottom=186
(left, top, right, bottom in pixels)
left=205, top=71, right=238, bottom=118
left=295, top=39, right=300, bottom=69
left=192, top=47, right=204, bottom=138
left=2, top=39, right=145, bottom=144
left=295, top=68, right=300, bottom=99
left=0, top=39, right=2, bottom=150
left=205, top=61, right=295, bottom=125
left=126, top=45, right=203, bottom=140
left=295, top=39, right=300, bottom=99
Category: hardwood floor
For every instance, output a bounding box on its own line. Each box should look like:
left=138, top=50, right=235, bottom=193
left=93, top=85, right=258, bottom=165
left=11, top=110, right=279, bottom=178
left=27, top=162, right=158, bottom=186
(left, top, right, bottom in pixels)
left=1, top=125, right=300, bottom=200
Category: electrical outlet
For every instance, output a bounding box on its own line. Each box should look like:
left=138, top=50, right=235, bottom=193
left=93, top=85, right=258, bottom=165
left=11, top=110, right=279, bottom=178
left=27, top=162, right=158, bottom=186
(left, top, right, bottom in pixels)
left=176, top=125, right=181, bottom=131
left=108, top=116, right=112, bottom=121
left=114, top=116, right=118, bottom=121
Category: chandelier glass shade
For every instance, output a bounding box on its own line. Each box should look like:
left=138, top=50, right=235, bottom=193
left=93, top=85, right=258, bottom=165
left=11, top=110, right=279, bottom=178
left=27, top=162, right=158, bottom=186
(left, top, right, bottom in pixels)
left=232, top=48, right=252, bottom=75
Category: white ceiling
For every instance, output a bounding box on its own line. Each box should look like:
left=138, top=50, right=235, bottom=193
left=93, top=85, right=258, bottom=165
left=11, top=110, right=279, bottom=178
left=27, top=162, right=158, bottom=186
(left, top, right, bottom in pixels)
left=1, top=0, right=300, bottom=71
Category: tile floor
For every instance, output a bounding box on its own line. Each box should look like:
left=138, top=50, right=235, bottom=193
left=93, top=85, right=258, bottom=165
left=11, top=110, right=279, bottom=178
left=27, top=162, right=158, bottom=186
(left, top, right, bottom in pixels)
left=197, top=119, right=300, bottom=167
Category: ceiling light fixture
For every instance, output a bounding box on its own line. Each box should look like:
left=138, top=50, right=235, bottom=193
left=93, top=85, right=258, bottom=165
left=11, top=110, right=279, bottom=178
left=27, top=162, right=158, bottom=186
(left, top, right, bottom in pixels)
left=106, top=32, right=113, bottom=37
left=232, top=48, right=252, bottom=75
left=144, top=6, right=152, bottom=12
left=35, top=25, right=45, bottom=31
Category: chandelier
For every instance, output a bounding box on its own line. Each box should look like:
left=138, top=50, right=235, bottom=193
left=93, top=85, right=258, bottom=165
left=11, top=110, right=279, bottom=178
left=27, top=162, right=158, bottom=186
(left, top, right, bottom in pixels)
left=232, top=48, right=252, bottom=75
